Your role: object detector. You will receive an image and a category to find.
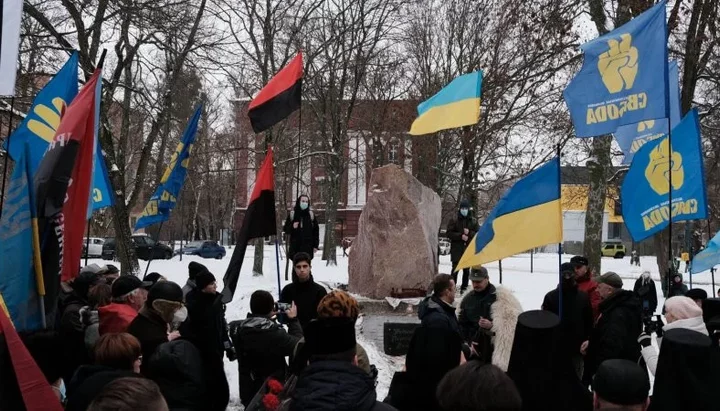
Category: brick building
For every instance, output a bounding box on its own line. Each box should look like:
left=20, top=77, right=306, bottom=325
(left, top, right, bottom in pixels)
left=233, top=99, right=439, bottom=240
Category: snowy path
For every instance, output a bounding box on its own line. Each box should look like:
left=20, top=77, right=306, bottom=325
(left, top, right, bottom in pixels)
left=87, top=249, right=716, bottom=409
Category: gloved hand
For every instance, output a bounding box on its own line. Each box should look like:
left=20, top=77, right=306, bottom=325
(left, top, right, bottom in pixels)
left=226, top=347, right=237, bottom=362
left=656, top=316, right=665, bottom=338
left=637, top=332, right=652, bottom=348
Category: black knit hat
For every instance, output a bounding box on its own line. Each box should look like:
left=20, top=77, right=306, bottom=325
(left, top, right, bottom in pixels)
left=111, top=275, right=152, bottom=298
left=570, top=256, right=588, bottom=267
left=593, top=359, right=649, bottom=406
left=188, top=261, right=208, bottom=281
left=148, top=281, right=183, bottom=304
left=195, top=271, right=216, bottom=291
left=685, top=288, right=708, bottom=301
left=305, top=317, right=356, bottom=356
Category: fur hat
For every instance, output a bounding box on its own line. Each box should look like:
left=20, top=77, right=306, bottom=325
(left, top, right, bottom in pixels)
left=188, top=261, right=208, bottom=281
left=664, top=296, right=703, bottom=320
left=195, top=271, right=216, bottom=291
left=317, top=290, right=360, bottom=320
left=148, top=281, right=183, bottom=304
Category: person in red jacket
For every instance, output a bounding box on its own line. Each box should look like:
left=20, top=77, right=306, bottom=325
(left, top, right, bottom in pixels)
left=99, top=276, right=152, bottom=335
left=571, top=256, right=601, bottom=321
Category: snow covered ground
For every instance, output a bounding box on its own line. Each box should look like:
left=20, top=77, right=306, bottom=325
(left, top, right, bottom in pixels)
left=86, top=249, right=718, bottom=410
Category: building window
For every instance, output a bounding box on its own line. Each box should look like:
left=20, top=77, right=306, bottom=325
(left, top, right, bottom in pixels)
left=609, top=222, right=622, bottom=239
left=388, top=139, right=400, bottom=164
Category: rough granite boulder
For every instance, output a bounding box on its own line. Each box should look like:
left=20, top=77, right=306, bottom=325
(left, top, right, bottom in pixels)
left=349, top=165, right=441, bottom=299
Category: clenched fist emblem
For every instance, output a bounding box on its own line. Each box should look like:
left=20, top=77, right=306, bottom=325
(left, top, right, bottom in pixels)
left=637, top=120, right=655, bottom=132
left=645, top=138, right=683, bottom=196
left=598, top=33, right=638, bottom=94
left=28, top=97, right=67, bottom=143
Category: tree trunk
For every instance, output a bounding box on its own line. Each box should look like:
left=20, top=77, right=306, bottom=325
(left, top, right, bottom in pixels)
left=253, top=239, right=265, bottom=276
left=654, top=229, right=671, bottom=296
left=582, top=135, right=612, bottom=275
left=322, top=165, right=341, bottom=266
left=109, top=190, right=140, bottom=275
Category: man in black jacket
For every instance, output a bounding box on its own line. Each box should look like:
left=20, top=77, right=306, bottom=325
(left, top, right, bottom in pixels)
left=290, top=318, right=396, bottom=411
left=418, top=274, right=460, bottom=336
left=229, top=290, right=303, bottom=407
left=180, top=271, right=233, bottom=411
left=280, top=252, right=327, bottom=331
left=446, top=199, right=478, bottom=293
left=581, top=272, right=642, bottom=386
left=542, top=262, right=593, bottom=379
left=283, top=195, right=320, bottom=260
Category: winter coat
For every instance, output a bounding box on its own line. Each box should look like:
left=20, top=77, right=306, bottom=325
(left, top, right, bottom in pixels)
left=486, top=286, right=523, bottom=371
left=127, top=307, right=170, bottom=375
left=145, top=340, right=207, bottom=411
left=633, top=277, right=658, bottom=314
left=280, top=275, right=327, bottom=331
left=584, top=290, right=642, bottom=383
left=229, top=315, right=303, bottom=406
left=182, top=280, right=196, bottom=300
left=59, top=294, right=92, bottom=383
left=458, top=284, right=497, bottom=341
left=668, top=282, right=688, bottom=297
left=641, top=316, right=708, bottom=376
left=446, top=212, right=478, bottom=262
left=576, top=275, right=601, bottom=321
left=290, top=360, right=397, bottom=411
left=79, top=306, right=100, bottom=351
left=542, top=285, right=593, bottom=355
left=418, top=296, right=460, bottom=336
left=179, top=290, right=231, bottom=411
left=385, top=372, right=440, bottom=411
left=283, top=197, right=320, bottom=259
left=181, top=290, right=231, bottom=359
left=98, top=303, right=138, bottom=335
left=65, top=365, right=138, bottom=411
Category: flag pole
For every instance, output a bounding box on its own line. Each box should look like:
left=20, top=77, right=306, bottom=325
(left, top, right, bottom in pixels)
left=275, top=238, right=282, bottom=296
left=0, top=97, right=16, bottom=220
left=498, top=259, right=503, bottom=284
left=557, top=143, right=563, bottom=321
left=665, top=60, right=674, bottom=284
left=144, top=222, right=164, bottom=277
left=84, top=219, right=91, bottom=266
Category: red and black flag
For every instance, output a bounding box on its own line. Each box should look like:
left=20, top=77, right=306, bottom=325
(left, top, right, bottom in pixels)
left=221, top=147, right=277, bottom=303
left=248, top=53, right=303, bottom=133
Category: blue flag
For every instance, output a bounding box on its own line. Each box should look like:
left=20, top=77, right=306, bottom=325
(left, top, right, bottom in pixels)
left=690, top=231, right=720, bottom=275
left=564, top=1, right=668, bottom=137
left=135, top=105, right=202, bottom=231
left=88, top=69, right=114, bottom=217
left=621, top=109, right=707, bottom=242
left=615, top=61, right=682, bottom=164
left=0, top=145, right=41, bottom=331
left=3, top=52, right=114, bottom=215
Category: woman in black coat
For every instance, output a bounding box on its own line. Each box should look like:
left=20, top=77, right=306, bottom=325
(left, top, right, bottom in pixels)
left=180, top=271, right=233, bottom=411
left=633, top=271, right=658, bottom=315
left=283, top=195, right=319, bottom=260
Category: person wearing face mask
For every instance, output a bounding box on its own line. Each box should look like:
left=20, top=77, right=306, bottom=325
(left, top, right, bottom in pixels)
left=180, top=270, right=234, bottom=411
left=446, top=199, right=478, bottom=294
left=283, top=194, right=320, bottom=260
left=542, top=263, right=594, bottom=379
left=127, top=281, right=187, bottom=375
left=633, top=271, right=658, bottom=317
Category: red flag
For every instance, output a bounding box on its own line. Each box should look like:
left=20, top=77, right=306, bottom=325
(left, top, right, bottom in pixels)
left=248, top=53, right=303, bottom=133
left=221, top=147, right=276, bottom=302
left=0, top=309, right=64, bottom=411
left=34, top=70, right=102, bottom=283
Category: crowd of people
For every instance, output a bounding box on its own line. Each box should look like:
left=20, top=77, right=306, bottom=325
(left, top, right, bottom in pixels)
left=10, top=245, right=720, bottom=411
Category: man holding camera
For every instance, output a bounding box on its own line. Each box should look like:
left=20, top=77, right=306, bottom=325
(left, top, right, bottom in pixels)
left=229, top=290, right=303, bottom=407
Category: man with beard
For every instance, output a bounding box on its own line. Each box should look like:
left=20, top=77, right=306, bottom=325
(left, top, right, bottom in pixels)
left=581, top=272, right=642, bottom=386
left=542, top=262, right=593, bottom=379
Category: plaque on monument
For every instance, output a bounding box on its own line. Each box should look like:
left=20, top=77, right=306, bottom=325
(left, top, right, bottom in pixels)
left=383, top=322, right=420, bottom=356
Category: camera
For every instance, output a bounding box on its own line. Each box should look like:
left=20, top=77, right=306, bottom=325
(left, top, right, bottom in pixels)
left=643, top=314, right=663, bottom=334
left=275, top=302, right=291, bottom=313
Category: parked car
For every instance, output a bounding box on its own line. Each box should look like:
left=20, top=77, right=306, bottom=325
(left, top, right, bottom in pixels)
left=180, top=240, right=226, bottom=259
left=601, top=242, right=626, bottom=259
left=82, top=237, right=105, bottom=258
left=439, top=237, right=451, bottom=256
left=102, top=235, right=174, bottom=261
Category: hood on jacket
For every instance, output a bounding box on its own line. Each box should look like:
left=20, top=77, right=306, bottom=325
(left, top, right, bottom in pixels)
left=293, top=195, right=311, bottom=215
left=99, top=303, right=139, bottom=335
left=418, top=296, right=453, bottom=321
left=291, top=360, right=379, bottom=411
left=235, top=315, right=276, bottom=331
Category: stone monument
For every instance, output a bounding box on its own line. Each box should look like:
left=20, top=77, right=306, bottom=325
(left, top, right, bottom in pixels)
left=349, top=165, right=441, bottom=299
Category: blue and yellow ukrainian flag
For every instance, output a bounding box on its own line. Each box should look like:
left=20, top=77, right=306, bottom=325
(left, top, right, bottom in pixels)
left=409, top=71, right=482, bottom=135
left=456, top=157, right=562, bottom=270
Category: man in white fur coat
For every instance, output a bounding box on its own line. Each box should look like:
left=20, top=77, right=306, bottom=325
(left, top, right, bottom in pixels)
left=458, top=266, right=523, bottom=371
